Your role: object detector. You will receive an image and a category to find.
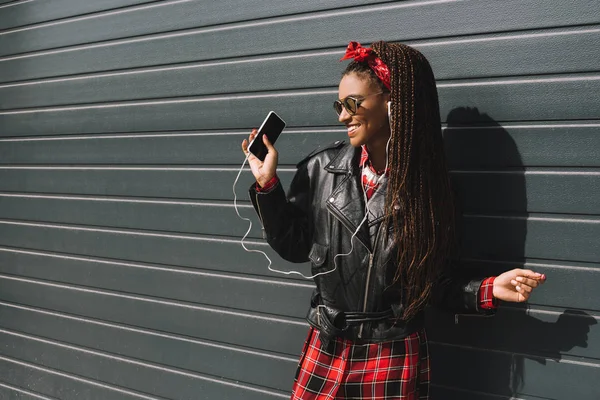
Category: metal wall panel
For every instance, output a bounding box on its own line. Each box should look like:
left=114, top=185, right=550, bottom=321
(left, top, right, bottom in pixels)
left=1, top=124, right=599, bottom=167
left=0, top=0, right=392, bottom=56
left=1, top=78, right=599, bottom=136
left=2, top=27, right=599, bottom=110
left=0, top=1, right=598, bottom=82
left=0, top=0, right=598, bottom=399
left=0, top=0, right=160, bottom=31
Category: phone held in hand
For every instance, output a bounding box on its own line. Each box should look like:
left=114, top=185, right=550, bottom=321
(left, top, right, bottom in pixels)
left=248, top=111, right=286, bottom=161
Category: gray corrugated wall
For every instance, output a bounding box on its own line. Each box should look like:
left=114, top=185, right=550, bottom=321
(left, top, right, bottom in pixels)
left=0, top=0, right=598, bottom=399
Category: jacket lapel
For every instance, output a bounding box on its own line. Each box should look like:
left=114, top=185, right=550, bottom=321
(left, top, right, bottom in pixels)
left=324, top=145, right=372, bottom=251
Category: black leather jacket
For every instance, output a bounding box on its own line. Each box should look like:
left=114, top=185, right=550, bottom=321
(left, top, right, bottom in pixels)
left=250, top=141, right=493, bottom=343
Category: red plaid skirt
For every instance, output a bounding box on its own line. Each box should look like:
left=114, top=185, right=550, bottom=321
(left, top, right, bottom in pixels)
left=291, top=327, right=430, bottom=400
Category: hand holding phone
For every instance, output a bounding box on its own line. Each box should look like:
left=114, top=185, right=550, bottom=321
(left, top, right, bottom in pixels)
left=248, top=111, right=286, bottom=161
left=241, top=111, right=285, bottom=187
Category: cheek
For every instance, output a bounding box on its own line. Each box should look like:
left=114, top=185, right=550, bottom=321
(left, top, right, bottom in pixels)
left=365, top=110, right=388, bottom=131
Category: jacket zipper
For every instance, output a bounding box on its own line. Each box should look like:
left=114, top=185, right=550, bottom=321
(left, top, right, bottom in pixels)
left=325, top=175, right=384, bottom=338
left=358, top=222, right=384, bottom=338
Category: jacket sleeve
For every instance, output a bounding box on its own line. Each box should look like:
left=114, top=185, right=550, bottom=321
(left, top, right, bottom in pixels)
left=248, top=163, right=312, bottom=263
left=431, top=261, right=496, bottom=315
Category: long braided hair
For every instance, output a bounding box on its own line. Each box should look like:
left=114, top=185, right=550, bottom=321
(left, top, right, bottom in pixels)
left=343, top=41, right=458, bottom=320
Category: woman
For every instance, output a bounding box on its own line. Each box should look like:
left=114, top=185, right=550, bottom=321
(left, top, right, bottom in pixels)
left=241, top=41, right=545, bottom=400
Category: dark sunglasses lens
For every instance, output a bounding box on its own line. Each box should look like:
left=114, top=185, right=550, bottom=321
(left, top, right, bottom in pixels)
left=344, top=97, right=358, bottom=115
left=333, top=100, right=343, bottom=115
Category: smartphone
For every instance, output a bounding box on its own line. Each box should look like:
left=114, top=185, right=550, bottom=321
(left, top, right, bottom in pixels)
left=248, top=111, right=286, bottom=161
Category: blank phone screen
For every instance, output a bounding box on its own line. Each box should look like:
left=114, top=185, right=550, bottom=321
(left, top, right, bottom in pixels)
left=249, top=112, right=286, bottom=161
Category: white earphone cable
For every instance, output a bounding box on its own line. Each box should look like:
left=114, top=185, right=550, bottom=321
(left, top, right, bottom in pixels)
left=233, top=102, right=393, bottom=279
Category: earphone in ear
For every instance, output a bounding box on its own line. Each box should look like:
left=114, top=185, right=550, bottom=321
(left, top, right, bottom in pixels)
left=387, top=101, right=391, bottom=119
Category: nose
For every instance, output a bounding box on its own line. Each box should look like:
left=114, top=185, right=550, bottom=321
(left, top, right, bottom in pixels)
left=338, top=106, right=351, bottom=124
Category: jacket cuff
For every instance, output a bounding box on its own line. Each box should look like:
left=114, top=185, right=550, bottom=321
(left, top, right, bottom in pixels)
left=256, top=175, right=279, bottom=193
left=248, top=179, right=286, bottom=227
left=460, top=277, right=496, bottom=315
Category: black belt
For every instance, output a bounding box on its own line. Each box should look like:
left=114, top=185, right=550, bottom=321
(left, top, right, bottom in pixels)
left=310, top=293, right=394, bottom=348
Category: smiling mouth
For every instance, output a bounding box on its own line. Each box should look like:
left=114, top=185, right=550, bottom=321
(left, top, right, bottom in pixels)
left=347, top=124, right=361, bottom=134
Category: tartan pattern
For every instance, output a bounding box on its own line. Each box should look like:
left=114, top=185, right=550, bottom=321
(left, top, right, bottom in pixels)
left=255, top=145, right=498, bottom=398
left=256, top=174, right=280, bottom=192
left=291, top=327, right=430, bottom=399
left=479, top=276, right=498, bottom=309
left=360, top=145, right=388, bottom=200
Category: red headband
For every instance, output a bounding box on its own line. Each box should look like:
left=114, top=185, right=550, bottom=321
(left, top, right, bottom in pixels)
left=340, top=41, right=391, bottom=90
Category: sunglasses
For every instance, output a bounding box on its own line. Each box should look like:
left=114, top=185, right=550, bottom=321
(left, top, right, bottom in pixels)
left=333, top=91, right=385, bottom=116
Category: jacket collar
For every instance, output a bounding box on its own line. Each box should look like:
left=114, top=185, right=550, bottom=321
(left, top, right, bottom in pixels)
left=324, top=143, right=388, bottom=250
left=324, top=143, right=360, bottom=176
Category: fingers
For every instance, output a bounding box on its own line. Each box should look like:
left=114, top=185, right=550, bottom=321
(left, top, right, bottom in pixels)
left=517, top=292, right=529, bottom=302
left=262, top=132, right=276, bottom=152
left=515, top=276, right=540, bottom=288
left=510, top=273, right=537, bottom=299
left=242, top=129, right=258, bottom=156
left=496, top=268, right=547, bottom=303
left=508, top=269, right=546, bottom=299
left=508, top=282, right=531, bottom=302
left=517, top=269, right=547, bottom=282
left=511, top=279, right=533, bottom=293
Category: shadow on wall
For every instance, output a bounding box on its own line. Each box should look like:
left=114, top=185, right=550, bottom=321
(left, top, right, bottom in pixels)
left=426, top=107, right=597, bottom=399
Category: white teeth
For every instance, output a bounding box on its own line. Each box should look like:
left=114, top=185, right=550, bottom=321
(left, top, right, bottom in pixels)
left=347, top=125, right=360, bottom=133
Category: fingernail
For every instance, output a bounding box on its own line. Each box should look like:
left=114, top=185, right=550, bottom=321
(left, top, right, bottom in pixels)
left=541, top=274, right=546, bottom=280
left=516, top=285, right=521, bottom=291
left=516, top=277, right=523, bottom=282
left=511, top=280, right=517, bottom=285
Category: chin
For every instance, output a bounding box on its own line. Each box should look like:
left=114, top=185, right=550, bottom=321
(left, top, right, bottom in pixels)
left=348, top=136, right=365, bottom=148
